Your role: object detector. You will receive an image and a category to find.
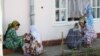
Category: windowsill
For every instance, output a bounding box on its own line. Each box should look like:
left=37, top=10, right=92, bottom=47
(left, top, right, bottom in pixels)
left=94, top=19, right=100, bottom=22
left=53, top=21, right=78, bottom=26
left=53, top=19, right=100, bottom=26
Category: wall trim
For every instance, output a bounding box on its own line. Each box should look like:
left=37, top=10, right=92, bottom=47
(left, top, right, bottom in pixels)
left=42, top=33, right=100, bottom=47
left=97, top=33, right=100, bottom=38
left=42, top=39, right=62, bottom=47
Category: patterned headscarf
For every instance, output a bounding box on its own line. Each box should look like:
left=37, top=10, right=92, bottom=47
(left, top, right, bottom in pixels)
left=30, top=25, right=41, bottom=43
left=7, top=20, right=20, bottom=30
left=11, top=20, right=20, bottom=27
left=4, top=20, right=20, bottom=40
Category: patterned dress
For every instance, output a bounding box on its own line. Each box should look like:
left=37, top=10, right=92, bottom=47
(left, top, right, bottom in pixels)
left=85, top=4, right=94, bottom=30
left=4, top=28, right=24, bottom=50
left=83, top=4, right=97, bottom=44
left=82, top=26, right=97, bottom=44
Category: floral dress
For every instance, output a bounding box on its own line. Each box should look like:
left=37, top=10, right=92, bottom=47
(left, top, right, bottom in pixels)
left=82, top=26, right=97, bottom=44
left=85, top=4, right=94, bottom=30
left=4, top=28, right=24, bottom=50
left=83, top=3, right=97, bottom=45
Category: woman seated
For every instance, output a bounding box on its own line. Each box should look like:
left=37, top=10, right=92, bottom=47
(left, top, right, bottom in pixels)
left=79, top=2, right=97, bottom=48
left=79, top=18, right=97, bottom=48
left=22, top=33, right=41, bottom=56
left=30, top=25, right=43, bottom=55
left=4, top=20, right=24, bottom=50
left=22, top=25, right=43, bottom=56
left=65, top=23, right=82, bottom=49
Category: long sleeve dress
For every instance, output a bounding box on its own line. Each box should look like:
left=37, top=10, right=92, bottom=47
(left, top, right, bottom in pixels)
left=81, top=26, right=97, bottom=45
left=65, top=28, right=81, bottom=49
left=4, top=28, right=24, bottom=50
left=85, top=4, right=94, bottom=29
left=30, top=25, right=43, bottom=55
left=83, top=4, right=97, bottom=44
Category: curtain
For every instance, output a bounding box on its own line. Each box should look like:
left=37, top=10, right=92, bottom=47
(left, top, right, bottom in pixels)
left=68, top=0, right=91, bottom=18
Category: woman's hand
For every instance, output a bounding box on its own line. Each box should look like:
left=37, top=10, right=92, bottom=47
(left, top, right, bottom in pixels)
left=22, top=33, right=28, bottom=37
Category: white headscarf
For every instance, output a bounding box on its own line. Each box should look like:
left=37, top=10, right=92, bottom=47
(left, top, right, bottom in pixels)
left=30, top=25, right=42, bottom=44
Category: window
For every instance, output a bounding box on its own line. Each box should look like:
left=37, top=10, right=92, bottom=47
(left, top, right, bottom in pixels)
left=92, top=0, right=100, bottom=19
left=67, top=0, right=80, bottom=21
left=55, top=0, right=68, bottom=22
left=55, top=0, right=80, bottom=24
left=54, top=0, right=100, bottom=25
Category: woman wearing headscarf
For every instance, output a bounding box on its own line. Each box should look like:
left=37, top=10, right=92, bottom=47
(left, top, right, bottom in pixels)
left=79, top=17, right=97, bottom=48
left=4, top=20, right=24, bottom=50
left=79, top=0, right=97, bottom=48
left=30, top=25, right=43, bottom=55
left=65, top=23, right=82, bottom=49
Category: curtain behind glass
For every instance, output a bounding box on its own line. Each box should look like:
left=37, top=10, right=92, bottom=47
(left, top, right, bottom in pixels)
left=68, top=0, right=90, bottom=18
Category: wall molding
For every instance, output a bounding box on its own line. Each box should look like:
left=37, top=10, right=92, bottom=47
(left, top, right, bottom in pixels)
left=42, top=39, right=62, bottom=47
left=42, top=33, right=100, bottom=47
left=97, top=33, right=100, bottom=38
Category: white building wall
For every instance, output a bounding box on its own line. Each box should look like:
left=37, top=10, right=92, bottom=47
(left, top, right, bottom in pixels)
left=3, top=0, right=30, bottom=36
left=34, top=0, right=100, bottom=41
left=94, top=21, right=100, bottom=33
left=3, top=0, right=100, bottom=41
left=34, top=0, right=73, bottom=41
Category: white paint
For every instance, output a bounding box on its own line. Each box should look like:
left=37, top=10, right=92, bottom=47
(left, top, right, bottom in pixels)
left=94, top=20, right=100, bottom=33
left=0, top=0, right=3, bottom=55
left=34, top=0, right=100, bottom=41
left=3, top=0, right=100, bottom=42
left=34, top=0, right=73, bottom=41
left=3, top=0, right=30, bottom=36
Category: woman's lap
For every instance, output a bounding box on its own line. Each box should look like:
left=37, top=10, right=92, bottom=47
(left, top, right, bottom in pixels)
left=4, top=37, right=24, bottom=50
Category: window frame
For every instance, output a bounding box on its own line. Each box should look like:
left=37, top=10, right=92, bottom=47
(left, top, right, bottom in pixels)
left=54, top=0, right=78, bottom=25
left=53, top=0, right=100, bottom=26
left=91, top=0, right=100, bottom=21
left=54, top=0, right=68, bottom=23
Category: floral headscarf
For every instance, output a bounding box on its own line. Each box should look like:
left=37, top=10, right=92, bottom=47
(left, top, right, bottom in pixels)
left=30, top=25, right=41, bottom=44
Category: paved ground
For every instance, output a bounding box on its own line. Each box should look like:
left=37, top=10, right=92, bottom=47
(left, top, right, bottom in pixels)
left=4, top=39, right=100, bottom=56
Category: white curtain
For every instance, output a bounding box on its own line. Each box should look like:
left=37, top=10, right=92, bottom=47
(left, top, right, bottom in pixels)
left=68, top=0, right=91, bottom=18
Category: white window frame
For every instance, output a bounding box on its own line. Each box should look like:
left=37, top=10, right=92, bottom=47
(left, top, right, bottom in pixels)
left=91, top=0, right=100, bottom=21
left=54, top=0, right=68, bottom=25
left=53, top=0, right=79, bottom=26
left=53, top=0, right=100, bottom=26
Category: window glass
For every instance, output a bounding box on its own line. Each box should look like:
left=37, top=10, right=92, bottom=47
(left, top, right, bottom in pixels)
left=61, top=0, right=66, bottom=8
left=60, top=10, right=66, bottom=21
left=97, top=8, right=100, bottom=18
left=93, top=0, right=96, bottom=7
left=93, top=8, right=97, bottom=18
left=97, top=0, right=100, bottom=7
left=56, top=0, right=59, bottom=8
left=56, top=10, right=60, bottom=21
